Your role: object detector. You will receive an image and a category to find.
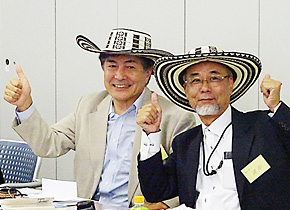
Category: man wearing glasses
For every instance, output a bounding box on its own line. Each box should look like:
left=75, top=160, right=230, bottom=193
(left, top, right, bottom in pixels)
left=137, top=46, right=290, bottom=209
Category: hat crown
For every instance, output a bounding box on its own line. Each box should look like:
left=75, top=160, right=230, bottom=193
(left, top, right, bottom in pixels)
left=76, top=28, right=173, bottom=62
left=188, top=46, right=223, bottom=55
left=105, top=28, right=152, bottom=51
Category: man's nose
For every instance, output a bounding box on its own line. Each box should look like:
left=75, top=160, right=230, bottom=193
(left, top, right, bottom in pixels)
left=200, top=79, right=210, bottom=92
left=114, top=67, right=127, bottom=80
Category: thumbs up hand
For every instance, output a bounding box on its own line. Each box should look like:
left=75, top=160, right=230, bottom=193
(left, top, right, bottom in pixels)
left=4, top=65, right=33, bottom=111
left=260, top=74, right=282, bottom=112
left=137, top=92, right=162, bottom=135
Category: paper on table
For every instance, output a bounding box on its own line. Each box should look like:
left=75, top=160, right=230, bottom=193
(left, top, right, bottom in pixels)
left=1, top=197, right=55, bottom=210
left=170, top=204, right=194, bottom=210
left=41, top=178, right=78, bottom=201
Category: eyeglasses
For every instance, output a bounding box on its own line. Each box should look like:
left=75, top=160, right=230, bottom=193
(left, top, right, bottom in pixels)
left=185, top=75, right=230, bottom=87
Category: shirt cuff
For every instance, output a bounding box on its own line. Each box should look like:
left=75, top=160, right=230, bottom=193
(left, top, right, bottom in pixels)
left=139, top=130, right=161, bottom=161
left=268, top=102, right=281, bottom=117
left=16, top=103, right=35, bottom=124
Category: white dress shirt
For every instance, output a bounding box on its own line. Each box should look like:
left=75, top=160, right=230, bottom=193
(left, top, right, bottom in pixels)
left=195, top=106, right=240, bottom=210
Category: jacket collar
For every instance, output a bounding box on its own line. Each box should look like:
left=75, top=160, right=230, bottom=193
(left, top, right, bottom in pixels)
left=231, top=107, right=254, bottom=204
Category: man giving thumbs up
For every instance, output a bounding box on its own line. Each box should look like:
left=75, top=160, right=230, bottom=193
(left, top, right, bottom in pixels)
left=136, top=92, right=162, bottom=135
left=4, top=65, right=32, bottom=112
left=4, top=63, right=195, bottom=209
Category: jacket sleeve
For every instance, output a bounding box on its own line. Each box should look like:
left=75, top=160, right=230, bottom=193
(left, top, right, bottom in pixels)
left=154, top=98, right=196, bottom=207
left=272, top=101, right=290, bottom=151
left=12, top=108, right=76, bottom=158
left=138, top=139, right=179, bottom=203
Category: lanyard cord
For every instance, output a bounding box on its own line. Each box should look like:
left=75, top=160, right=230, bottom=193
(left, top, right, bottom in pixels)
left=202, top=122, right=232, bottom=176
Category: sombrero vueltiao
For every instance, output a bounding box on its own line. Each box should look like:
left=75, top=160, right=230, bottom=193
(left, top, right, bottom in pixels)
left=154, top=46, right=262, bottom=112
left=76, top=28, right=173, bottom=63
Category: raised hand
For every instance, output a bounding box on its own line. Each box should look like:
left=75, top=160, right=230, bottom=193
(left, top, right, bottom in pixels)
left=260, top=74, right=282, bottom=112
left=136, top=92, right=162, bottom=135
left=4, top=65, right=33, bottom=111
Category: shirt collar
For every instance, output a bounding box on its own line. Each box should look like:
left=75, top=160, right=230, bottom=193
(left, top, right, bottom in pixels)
left=108, top=89, right=146, bottom=119
left=201, top=105, right=232, bottom=137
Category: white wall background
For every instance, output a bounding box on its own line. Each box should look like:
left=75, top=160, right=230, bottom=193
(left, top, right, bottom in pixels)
left=0, top=0, right=289, bottom=181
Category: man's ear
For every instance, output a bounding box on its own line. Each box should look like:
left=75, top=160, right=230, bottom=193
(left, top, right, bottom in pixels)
left=145, top=67, right=153, bottom=81
left=183, top=82, right=188, bottom=91
left=101, top=64, right=105, bottom=71
left=147, top=67, right=153, bottom=75
left=229, top=77, right=234, bottom=91
left=183, top=82, right=190, bottom=99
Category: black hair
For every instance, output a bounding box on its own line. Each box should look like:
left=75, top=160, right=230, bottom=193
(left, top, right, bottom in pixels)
left=99, top=53, right=154, bottom=72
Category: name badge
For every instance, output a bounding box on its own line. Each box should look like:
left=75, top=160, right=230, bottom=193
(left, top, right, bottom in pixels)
left=241, top=155, right=271, bottom=183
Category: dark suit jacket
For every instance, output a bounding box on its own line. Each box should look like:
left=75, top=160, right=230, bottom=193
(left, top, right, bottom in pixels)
left=138, top=102, right=290, bottom=210
left=0, top=168, right=4, bottom=184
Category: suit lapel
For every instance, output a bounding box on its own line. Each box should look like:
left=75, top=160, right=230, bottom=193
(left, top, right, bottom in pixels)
left=89, top=94, right=111, bottom=190
left=186, top=128, right=202, bottom=207
left=231, top=107, right=254, bottom=203
left=128, top=125, right=142, bottom=203
left=128, top=88, right=152, bottom=203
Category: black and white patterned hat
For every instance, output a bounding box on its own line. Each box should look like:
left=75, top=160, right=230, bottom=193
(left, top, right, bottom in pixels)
left=154, top=46, right=262, bottom=112
left=76, top=28, right=173, bottom=62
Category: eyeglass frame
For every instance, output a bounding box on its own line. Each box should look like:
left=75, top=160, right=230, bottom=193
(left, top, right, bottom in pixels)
left=184, top=74, right=231, bottom=88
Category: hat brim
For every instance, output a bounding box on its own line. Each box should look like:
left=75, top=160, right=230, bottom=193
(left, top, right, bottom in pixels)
left=154, top=52, right=262, bottom=112
left=76, top=35, right=173, bottom=62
